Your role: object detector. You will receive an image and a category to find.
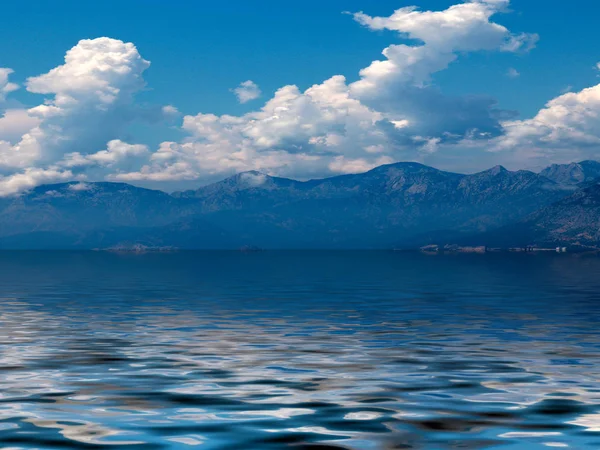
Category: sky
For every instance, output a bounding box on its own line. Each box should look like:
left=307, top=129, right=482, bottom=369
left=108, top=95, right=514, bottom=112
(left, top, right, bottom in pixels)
left=1, top=0, right=600, bottom=194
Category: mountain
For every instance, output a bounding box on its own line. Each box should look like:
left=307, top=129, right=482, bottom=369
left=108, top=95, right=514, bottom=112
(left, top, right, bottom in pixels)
left=0, top=182, right=209, bottom=248
left=0, top=161, right=595, bottom=249
left=0, top=182, right=196, bottom=236
left=168, top=162, right=570, bottom=248
left=540, top=160, right=600, bottom=186
left=517, top=180, right=600, bottom=246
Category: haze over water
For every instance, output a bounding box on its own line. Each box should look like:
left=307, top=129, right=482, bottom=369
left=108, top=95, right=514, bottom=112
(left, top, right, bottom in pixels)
left=0, top=251, right=599, bottom=449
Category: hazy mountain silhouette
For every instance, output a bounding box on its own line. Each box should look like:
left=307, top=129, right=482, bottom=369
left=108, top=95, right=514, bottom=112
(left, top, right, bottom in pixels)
left=0, top=161, right=597, bottom=249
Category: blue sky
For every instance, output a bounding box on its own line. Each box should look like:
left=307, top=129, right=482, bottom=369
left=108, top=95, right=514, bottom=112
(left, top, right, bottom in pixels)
left=1, top=0, right=600, bottom=193
left=4, top=0, right=600, bottom=118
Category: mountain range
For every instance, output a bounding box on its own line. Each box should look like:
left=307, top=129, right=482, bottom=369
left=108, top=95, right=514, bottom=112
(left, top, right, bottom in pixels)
left=1, top=160, right=599, bottom=250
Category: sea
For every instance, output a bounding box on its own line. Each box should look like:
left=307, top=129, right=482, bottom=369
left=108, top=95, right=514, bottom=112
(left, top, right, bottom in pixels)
left=0, top=251, right=598, bottom=449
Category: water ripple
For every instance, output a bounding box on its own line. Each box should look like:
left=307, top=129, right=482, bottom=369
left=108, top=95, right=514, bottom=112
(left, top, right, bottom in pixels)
left=0, top=251, right=598, bottom=448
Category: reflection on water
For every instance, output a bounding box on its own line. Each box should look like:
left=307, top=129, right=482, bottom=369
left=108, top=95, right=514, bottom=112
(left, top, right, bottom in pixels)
left=0, top=251, right=599, bottom=449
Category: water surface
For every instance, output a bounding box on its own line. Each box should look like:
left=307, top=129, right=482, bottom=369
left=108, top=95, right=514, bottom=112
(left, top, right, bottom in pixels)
left=0, top=251, right=599, bottom=449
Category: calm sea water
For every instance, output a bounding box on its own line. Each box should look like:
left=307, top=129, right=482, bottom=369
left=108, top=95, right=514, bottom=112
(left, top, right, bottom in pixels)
left=0, top=251, right=599, bottom=449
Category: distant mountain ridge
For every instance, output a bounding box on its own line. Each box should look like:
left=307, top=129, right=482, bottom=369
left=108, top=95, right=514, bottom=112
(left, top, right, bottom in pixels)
left=0, top=161, right=598, bottom=249
left=540, top=160, right=600, bottom=186
left=514, top=180, right=600, bottom=247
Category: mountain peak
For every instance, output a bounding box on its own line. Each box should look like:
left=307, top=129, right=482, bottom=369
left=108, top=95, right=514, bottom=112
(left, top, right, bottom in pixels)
left=472, top=165, right=508, bottom=177
left=541, top=160, right=600, bottom=186
left=488, top=165, right=508, bottom=175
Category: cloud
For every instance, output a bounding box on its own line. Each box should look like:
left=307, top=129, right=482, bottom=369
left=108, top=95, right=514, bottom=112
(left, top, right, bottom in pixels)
left=112, top=75, right=390, bottom=181
left=506, top=68, right=520, bottom=78
left=490, top=83, right=600, bottom=166
left=113, top=0, right=532, bottom=183
left=350, top=0, right=537, bottom=95
left=4, top=0, right=598, bottom=195
left=239, top=171, right=269, bottom=187
left=162, top=105, right=180, bottom=116
left=329, top=155, right=395, bottom=174
left=68, top=182, right=93, bottom=191
left=25, top=38, right=149, bottom=104
left=232, top=80, right=262, bottom=104
left=62, top=140, right=149, bottom=168
left=0, top=38, right=181, bottom=195
left=0, top=37, right=158, bottom=174
left=0, top=68, right=19, bottom=103
left=0, top=109, right=40, bottom=143
left=0, top=167, right=74, bottom=197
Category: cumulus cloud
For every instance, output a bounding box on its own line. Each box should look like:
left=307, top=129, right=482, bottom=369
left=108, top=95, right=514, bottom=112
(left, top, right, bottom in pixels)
left=2, top=1, right=598, bottom=195
left=0, top=37, right=177, bottom=195
left=489, top=83, right=600, bottom=167
left=62, top=140, right=149, bottom=168
left=112, top=75, right=390, bottom=181
left=0, top=37, right=168, bottom=175
left=350, top=0, right=537, bottom=95
left=0, top=109, right=40, bottom=143
left=232, top=80, right=262, bottom=104
left=20, top=37, right=151, bottom=165
left=0, top=167, right=74, bottom=197
left=113, top=0, right=533, bottom=183
left=0, top=68, right=19, bottom=103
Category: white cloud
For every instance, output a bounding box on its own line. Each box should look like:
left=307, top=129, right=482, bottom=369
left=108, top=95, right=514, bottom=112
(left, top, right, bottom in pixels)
left=0, top=68, right=19, bottom=103
left=62, top=140, right=150, bottom=168
left=233, top=80, right=262, bottom=104
left=114, top=1, right=534, bottom=183
left=68, top=182, right=93, bottom=191
left=0, top=37, right=155, bottom=173
left=464, top=82, right=600, bottom=168
left=0, top=109, right=40, bottom=143
left=26, top=38, right=149, bottom=105
left=0, top=38, right=182, bottom=195
left=328, top=155, right=395, bottom=174
left=0, top=167, right=74, bottom=197
left=239, top=171, right=269, bottom=187
left=506, top=68, right=520, bottom=78
left=350, top=0, right=537, bottom=97
left=162, top=105, right=180, bottom=116
left=3, top=1, right=598, bottom=194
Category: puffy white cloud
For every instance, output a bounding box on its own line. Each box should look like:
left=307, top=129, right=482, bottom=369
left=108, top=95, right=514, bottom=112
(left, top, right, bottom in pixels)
left=114, top=0, right=532, bottom=183
left=350, top=0, right=537, bottom=97
left=0, top=109, right=40, bottom=143
left=62, top=139, right=149, bottom=168
left=0, top=167, right=74, bottom=197
left=0, top=38, right=183, bottom=195
left=489, top=83, right=600, bottom=166
left=0, top=38, right=155, bottom=172
left=4, top=1, right=597, bottom=195
left=26, top=38, right=149, bottom=107
left=232, top=80, right=261, bottom=104
left=111, top=75, right=393, bottom=181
